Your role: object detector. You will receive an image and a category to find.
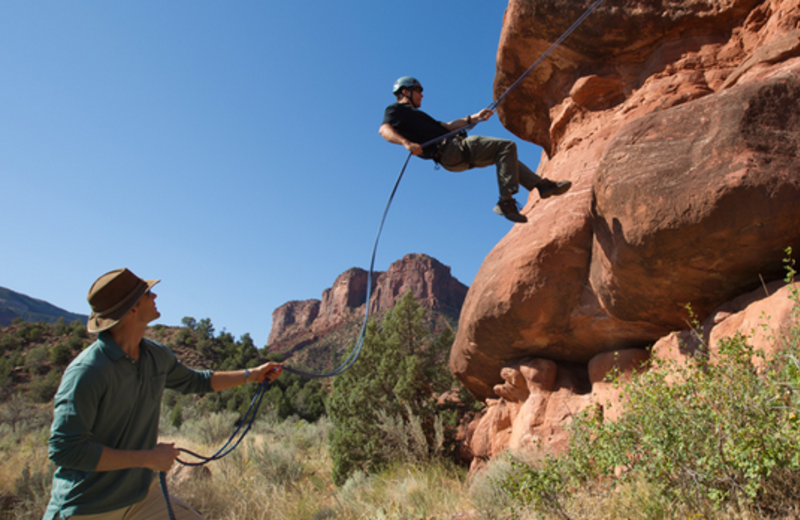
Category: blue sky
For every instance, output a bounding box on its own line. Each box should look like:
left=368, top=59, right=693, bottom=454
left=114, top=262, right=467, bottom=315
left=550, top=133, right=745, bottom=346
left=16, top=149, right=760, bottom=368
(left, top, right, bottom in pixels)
left=1, top=2, right=544, bottom=346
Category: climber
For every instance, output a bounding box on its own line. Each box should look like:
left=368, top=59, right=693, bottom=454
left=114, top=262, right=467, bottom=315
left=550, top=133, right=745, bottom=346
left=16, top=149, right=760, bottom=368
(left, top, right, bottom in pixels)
left=379, top=76, right=571, bottom=223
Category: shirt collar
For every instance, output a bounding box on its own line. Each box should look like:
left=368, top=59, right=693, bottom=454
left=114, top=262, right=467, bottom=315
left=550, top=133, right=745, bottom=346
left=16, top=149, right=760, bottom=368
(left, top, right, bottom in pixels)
left=97, top=331, right=147, bottom=362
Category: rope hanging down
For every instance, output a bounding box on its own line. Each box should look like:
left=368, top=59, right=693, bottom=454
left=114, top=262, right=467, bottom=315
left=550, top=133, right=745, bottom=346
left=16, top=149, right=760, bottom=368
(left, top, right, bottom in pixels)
left=160, top=3, right=603, bottom=516
left=157, top=154, right=415, bottom=516
left=283, top=0, right=603, bottom=381
left=160, top=377, right=272, bottom=519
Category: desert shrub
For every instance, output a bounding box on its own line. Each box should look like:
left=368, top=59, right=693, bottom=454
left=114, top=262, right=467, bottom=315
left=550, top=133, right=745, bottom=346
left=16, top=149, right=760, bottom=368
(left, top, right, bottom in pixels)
left=70, top=320, right=86, bottom=339
left=0, top=357, right=12, bottom=391
left=0, top=393, right=29, bottom=436
left=28, top=370, right=62, bottom=403
left=170, top=399, right=184, bottom=430
left=49, top=342, right=71, bottom=366
left=503, top=274, right=800, bottom=518
left=334, top=462, right=470, bottom=520
left=250, top=437, right=305, bottom=484
left=25, top=344, right=49, bottom=370
left=27, top=326, right=43, bottom=342
left=253, top=414, right=332, bottom=454
left=469, top=452, right=529, bottom=518
left=54, top=317, right=68, bottom=336
left=181, top=410, right=240, bottom=446
left=66, top=335, right=84, bottom=351
left=258, top=373, right=326, bottom=423
left=1, top=334, right=19, bottom=353
left=505, top=332, right=800, bottom=516
left=12, top=463, right=56, bottom=519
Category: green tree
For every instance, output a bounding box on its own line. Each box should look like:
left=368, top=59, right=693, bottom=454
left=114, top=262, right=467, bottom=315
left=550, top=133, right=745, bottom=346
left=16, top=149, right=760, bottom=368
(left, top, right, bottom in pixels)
left=327, top=290, right=457, bottom=486
left=181, top=316, right=197, bottom=330
left=50, top=342, right=72, bottom=366
left=29, top=369, right=62, bottom=403
left=70, top=319, right=86, bottom=339
left=170, top=399, right=184, bottom=429
left=55, top=317, right=68, bottom=336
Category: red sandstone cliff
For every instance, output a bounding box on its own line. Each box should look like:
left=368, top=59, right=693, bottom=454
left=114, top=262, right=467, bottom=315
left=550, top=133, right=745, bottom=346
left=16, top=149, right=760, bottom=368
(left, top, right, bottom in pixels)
left=451, top=0, right=800, bottom=470
left=267, top=254, right=467, bottom=370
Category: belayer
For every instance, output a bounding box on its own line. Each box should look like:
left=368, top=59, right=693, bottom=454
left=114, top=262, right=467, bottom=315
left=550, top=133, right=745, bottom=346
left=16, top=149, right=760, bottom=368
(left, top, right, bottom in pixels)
left=44, top=268, right=283, bottom=520
left=379, top=76, right=571, bottom=223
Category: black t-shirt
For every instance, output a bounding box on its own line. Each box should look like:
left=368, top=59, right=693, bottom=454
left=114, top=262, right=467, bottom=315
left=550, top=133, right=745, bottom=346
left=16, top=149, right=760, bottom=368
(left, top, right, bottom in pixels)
left=382, top=102, right=448, bottom=159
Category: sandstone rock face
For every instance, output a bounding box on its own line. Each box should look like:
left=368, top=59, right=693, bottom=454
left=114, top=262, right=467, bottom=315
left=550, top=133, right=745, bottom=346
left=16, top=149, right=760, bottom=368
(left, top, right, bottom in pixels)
left=317, top=268, right=370, bottom=331
left=652, top=280, right=800, bottom=366
left=452, top=0, right=800, bottom=402
left=465, top=358, right=594, bottom=473
left=267, top=254, right=468, bottom=366
left=267, top=300, right=321, bottom=346
left=592, top=75, right=800, bottom=329
left=463, top=281, right=798, bottom=466
left=369, top=253, right=469, bottom=317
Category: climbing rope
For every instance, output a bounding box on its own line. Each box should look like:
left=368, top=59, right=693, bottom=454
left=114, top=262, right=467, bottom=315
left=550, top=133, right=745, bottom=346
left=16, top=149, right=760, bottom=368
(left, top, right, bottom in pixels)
left=287, top=0, right=604, bottom=380
left=158, top=154, right=412, bottom=514
left=278, top=153, right=412, bottom=380
left=489, top=0, right=604, bottom=112
left=161, top=377, right=271, bottom=519
left=159, top=2, right=603, bottom=515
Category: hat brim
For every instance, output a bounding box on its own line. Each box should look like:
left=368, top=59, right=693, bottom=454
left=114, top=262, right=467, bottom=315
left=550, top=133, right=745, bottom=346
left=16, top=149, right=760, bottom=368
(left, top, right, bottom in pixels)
left=87, top=279, right=160, bottom=333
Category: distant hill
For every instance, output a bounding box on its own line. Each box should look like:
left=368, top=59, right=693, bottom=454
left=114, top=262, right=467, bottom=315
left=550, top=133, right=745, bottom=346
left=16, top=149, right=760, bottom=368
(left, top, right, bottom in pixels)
left=0, top=286, right=87, bottom=327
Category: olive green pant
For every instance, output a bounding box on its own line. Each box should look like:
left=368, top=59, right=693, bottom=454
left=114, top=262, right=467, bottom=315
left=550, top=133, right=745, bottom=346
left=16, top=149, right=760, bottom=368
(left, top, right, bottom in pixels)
left=437, top=135, right=541, bottom=197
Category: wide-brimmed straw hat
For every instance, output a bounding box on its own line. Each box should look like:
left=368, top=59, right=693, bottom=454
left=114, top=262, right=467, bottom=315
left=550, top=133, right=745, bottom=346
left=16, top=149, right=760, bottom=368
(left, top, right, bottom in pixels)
left=86, top=268, right=160, bottom=333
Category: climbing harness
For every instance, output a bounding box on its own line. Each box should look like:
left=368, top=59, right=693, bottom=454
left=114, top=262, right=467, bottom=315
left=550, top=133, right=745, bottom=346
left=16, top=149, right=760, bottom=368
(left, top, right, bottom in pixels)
left=159, top=2, right=603, bottom=516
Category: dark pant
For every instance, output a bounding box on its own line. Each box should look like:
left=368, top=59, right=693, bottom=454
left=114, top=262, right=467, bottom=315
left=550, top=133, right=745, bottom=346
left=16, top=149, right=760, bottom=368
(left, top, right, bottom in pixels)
left=438, top=135, right=541, bottom=197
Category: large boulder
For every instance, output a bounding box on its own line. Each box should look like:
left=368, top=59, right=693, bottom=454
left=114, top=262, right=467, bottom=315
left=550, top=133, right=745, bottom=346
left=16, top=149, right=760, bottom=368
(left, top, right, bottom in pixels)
left=462, top=280, right=798, bottom=464
left=451, top=0, right=800, bottom=401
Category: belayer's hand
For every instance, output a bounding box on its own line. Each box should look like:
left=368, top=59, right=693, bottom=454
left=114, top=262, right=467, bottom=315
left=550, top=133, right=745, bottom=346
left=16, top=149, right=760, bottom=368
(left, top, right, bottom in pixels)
left=252, top=362, right=283, bottom=383
left=147, top=442, right=179, bottom=472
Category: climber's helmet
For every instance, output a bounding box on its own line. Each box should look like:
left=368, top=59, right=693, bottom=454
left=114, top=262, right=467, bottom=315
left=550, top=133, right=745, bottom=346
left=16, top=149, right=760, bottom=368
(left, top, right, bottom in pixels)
left=392, top=76, right=423, bottom=96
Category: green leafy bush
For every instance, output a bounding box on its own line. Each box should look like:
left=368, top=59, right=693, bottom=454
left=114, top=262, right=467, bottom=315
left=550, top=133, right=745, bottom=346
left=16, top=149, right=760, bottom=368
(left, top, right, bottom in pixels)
left=327, top=291, right=458, bottom=486
left=25, top=345, right=49, bottom=370
left=49, top=342, right=71, bottom=366
left=503, top=254, right=800, bottom=518
left=28, top=370, right=62, bottom=403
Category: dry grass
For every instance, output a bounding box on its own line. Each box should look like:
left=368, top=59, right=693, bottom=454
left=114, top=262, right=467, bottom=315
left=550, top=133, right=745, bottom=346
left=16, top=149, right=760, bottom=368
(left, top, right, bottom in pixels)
left=7, top=406, right=795, bottom=519
left=1, top=411, right=479, bottom=520
left=165, top=417, right=475, bottom=519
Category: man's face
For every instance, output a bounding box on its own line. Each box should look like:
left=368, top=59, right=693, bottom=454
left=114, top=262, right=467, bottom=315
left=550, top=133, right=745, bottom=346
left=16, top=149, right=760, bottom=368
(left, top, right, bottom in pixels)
left=405, top=87, right=423, bottom=107
left=135, top=289, right=161, bottom=325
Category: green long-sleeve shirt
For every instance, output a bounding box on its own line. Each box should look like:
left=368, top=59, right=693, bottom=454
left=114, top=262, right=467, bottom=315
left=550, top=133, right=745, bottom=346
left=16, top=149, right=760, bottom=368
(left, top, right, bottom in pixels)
left=44, top=331, right=213, bottom=519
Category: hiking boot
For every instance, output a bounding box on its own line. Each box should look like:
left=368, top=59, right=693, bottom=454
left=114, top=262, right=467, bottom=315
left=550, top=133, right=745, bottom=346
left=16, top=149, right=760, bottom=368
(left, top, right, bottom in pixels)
left=537, top=179, right=572, bottom=199
left=493, top=197, right=528, bottom=223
